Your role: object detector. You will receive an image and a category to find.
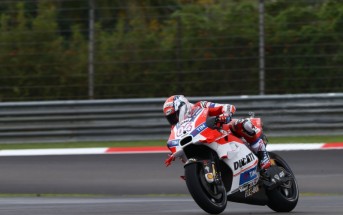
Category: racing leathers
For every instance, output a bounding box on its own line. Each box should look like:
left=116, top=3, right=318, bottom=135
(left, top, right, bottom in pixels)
left=194, top=101, right=272, bottom=170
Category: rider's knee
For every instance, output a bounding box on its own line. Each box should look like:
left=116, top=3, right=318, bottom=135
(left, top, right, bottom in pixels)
left=231, top=118, right=261, bottom=143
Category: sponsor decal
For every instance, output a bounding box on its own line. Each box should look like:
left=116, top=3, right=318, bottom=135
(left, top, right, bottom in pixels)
left=234, top=153, right=256, bottom=170
left=245, top=185, right=259, bottom=198
left=164, top=102, right=174, bottom=108
left=196, top=123, right=206, bottom=132
left=190, top=107, right=202, bottom=120
left=165, top=109, right=173, bottom=115
left=173, top=96, right=183, bottom=110
left=191, top=122, right=207, bottom=136
left=167, top=139, right=179, bottom=147
left=239, top=166, right=258, bottom=187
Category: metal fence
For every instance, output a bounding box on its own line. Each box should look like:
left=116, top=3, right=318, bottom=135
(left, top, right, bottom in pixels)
left=0, top=93, right=342, bottom=144
left=1, top=1, right=342, bottom=101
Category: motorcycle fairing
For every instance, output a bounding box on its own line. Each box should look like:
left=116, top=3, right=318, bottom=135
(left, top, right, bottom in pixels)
left=217, top=142, right=259, bottom=195
left=166, top=107, right=260, bottom=195
left=167, top=108, right=222, bottom=154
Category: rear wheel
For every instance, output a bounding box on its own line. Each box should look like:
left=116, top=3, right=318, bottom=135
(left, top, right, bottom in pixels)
left=184, top=161, right=227, bottom=214
left=267, top=152, right=299, bottom=212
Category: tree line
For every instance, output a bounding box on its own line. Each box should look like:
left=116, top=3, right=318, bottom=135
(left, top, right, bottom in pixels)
left=0, top=0, right=342, bottom=101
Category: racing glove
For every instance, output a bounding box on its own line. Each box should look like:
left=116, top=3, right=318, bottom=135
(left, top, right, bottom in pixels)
left=215, top=115, right=231, bottom=128
left=222, top=104, right=236, bottom=117
left=216, top=115, right=231, bottom=124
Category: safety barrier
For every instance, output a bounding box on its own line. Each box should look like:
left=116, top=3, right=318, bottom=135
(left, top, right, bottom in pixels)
left=0, top=93, right=342, bottom=143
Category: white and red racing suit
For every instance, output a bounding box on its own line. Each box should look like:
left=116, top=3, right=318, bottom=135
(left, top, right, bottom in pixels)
left=193, top=101, right=271, bottom=170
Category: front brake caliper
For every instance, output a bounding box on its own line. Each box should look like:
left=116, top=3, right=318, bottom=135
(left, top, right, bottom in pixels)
left=203, top=160, right=216, bottom=183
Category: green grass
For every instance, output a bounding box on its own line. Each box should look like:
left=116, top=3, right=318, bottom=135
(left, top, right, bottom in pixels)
left=0, top=135, right=342, bottom=150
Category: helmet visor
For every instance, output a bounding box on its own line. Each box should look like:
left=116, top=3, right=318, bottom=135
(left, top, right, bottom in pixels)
left=165, top=111, right=179, bottom=126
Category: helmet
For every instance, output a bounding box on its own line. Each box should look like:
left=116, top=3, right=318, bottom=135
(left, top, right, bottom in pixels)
left=163, top=95, right=192, bottom=125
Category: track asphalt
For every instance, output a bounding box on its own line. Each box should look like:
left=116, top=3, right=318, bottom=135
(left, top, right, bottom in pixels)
left=0, top=147, right=342, bottom=214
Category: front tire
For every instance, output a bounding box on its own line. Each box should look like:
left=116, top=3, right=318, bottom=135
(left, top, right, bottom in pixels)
left=184, top=162, right=227, bottom=214
left=267, top=152, right=299, bottom=212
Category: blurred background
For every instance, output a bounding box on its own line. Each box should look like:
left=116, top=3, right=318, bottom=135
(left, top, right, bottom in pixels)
left=0, top=0, right=342, bottom=144
left=0, top=1, right=342, bottom=206
left=0, top=0, right=342, bottom=102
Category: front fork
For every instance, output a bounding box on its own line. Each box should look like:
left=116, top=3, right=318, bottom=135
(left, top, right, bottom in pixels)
left=202, top=160, right=224, bottom=188
left=203, top=160, right=216, bottom=183
left=186, top=158, right=222, bottom=184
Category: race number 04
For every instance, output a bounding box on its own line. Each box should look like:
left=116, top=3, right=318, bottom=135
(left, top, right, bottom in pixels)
left=177, top=122, right=193, bottom=137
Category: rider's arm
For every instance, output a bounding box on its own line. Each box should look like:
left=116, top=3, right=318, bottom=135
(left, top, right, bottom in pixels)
left=195, top=101, right=236, bottom=117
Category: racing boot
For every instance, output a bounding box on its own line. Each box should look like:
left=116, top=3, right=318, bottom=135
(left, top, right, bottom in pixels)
left=250, top=138, right=271, bottom=170
left=257, top=150, right=272, bottom=170
left=251, top=137, right=283, bottom=187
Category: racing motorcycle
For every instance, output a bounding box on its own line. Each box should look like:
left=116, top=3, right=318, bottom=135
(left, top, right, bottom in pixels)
left=165, top=107, right=299, bottom=214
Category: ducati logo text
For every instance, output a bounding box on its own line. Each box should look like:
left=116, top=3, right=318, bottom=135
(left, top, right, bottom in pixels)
left=234, top=153, right=255, bottom=170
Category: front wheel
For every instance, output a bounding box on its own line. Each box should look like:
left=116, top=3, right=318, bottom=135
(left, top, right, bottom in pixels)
left=184, top=161, right=227, bottom=214
left=266, top=152, right=299, bottom=212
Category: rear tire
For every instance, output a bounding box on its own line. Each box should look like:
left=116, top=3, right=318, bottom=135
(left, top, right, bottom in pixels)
left=267, top=152, right=299, bottom=212
left=184, top=162, right=227, bottom=214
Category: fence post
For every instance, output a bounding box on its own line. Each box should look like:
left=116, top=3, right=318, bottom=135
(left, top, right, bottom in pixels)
left=259, top=0, right=265, bottom=95
left=88, top=0, right=95, bottom=99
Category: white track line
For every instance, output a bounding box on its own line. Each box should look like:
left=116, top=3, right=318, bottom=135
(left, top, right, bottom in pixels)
left=0, top=143, right=342, bottom=157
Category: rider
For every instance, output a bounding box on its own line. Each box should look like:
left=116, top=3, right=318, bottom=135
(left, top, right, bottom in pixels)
left=163, top=95, right=272, bottom=171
